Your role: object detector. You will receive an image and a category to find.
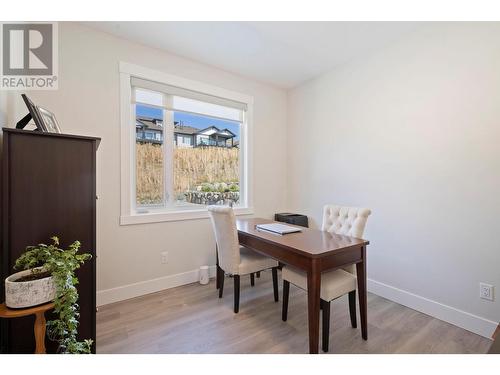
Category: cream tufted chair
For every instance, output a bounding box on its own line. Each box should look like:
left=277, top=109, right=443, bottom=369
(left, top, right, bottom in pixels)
left=322, top=205, right=371, bottom=274
left=281, top=204, right=371, bottom=352
left=208, top=206, right=279, bottom=313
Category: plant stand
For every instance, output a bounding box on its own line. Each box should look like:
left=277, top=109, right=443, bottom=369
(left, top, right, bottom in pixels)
left=0, top=302, right=54, bottom=354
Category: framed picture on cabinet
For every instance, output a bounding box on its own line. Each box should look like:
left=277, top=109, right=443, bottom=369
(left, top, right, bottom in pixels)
left=37, top=106, right=62, bottom=134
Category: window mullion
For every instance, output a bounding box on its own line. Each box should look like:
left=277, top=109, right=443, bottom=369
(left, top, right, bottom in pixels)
left=240, top=110, right=246, bottom=208
left=163, top=94, right=174, bottom=207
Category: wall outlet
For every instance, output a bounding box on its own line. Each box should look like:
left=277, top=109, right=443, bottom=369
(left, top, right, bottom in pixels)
left=480, top=282, right=494, bottom=301
left=161, top=251, right=168, bottom=264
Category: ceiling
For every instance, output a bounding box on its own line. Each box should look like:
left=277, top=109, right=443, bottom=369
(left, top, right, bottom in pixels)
left=86, top=22, right=423, bottom=88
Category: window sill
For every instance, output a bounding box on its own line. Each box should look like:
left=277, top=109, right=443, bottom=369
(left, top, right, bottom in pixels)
left=120, top=206, right=254, bottom=225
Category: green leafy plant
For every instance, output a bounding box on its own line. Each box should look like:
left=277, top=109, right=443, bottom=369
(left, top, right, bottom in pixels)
left=14, top=236, right=93, bottom=354
left=197, top=182, right=240, bottom=193
left=200, top=182, right=214, bottom=192
left=215, top=182, right=228, bottom=192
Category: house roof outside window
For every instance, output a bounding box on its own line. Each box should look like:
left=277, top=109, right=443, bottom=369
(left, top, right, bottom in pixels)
left=195, top=126, right=236, bottom=139
left=136, top=117, right=236, bottom=140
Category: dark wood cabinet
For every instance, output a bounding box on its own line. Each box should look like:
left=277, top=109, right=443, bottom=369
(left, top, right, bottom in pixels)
left=0, top=128, right=100, bottom=353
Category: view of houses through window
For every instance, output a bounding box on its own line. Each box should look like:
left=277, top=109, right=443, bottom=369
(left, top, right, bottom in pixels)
left=135, top=101, right=241, bottom=210
left=135, top=104, right=165, bottom=206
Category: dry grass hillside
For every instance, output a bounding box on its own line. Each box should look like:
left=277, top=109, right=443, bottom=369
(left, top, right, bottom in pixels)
left=136, top=143, right=164, bottom=204
left=136, top=143, right=239, bottom=204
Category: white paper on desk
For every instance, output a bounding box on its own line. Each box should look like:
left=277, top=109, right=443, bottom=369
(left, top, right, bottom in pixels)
left=256, top=223, right=302, bottom=235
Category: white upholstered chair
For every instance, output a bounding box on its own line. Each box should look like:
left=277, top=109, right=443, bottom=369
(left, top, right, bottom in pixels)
left=208, top=206, right=279, bottom=313
left=282, top=204, right=371, bottom=352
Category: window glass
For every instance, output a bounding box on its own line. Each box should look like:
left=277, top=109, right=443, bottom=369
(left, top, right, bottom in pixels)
left=135, top=104, right=164, bottom=207
left=173, top=112, right=241, bottom=207
left=131, top=83, right=246, bottom=213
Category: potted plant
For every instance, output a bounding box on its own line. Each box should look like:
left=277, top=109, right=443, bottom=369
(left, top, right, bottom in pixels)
left=6, top=236, right=93, bottom=354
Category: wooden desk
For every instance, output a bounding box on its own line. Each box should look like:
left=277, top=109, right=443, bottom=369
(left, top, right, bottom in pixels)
left=0, top=302, right=54, bottom=354
left=488, top=325, right=500, bottom=353
left=236, top=218, right=369, bottom=354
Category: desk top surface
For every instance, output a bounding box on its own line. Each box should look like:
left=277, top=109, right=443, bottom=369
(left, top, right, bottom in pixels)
left=236, top=218, right=368, bottom=257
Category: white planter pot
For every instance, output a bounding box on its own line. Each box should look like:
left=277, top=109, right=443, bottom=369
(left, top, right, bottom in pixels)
left=5, top=267, right=56, bottom=308
left=199, top=265, right=209, bottom=285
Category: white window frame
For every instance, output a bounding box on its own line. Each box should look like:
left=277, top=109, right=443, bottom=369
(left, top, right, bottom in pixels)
left=119, top=62, right=254, bottom=225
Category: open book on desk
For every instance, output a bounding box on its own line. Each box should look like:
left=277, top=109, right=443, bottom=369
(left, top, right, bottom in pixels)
left=255, top=223, right=302, bottom=235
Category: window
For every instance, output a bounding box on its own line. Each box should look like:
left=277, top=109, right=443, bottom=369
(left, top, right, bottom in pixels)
left=177, top=135, right=192, bottom=146
left=135, top=103, right=164, bottom=206
left=120, top=63, right=253, bottom=224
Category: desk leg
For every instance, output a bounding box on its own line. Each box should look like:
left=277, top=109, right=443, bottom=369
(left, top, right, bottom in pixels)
left=34, top=312, right=47, bottom=354
left=356, top=245, right=368, bottom=340
left=307, top=259, right=321, bottom=354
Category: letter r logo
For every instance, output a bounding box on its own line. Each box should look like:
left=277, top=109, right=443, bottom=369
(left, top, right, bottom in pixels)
left=2, top=23, right=53, bottom=76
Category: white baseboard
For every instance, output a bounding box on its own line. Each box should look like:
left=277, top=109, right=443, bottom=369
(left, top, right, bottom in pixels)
left=368, top=278, right=497, bottom=339
left=97, top=265, right=217, bottom=306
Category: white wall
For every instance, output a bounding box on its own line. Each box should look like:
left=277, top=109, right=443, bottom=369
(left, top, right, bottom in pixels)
left=0, top=22, right=288, bottom=303
left=287, top=22, right=500, bottom=336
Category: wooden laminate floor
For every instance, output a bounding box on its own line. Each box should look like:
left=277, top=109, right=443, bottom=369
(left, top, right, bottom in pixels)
left=96, top=271, right=491, bottom=354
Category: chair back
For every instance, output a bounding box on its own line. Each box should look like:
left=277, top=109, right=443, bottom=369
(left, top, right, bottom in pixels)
left=207, top=206, right=240, bottom=274
left=322, top=205, right=371, bottom=238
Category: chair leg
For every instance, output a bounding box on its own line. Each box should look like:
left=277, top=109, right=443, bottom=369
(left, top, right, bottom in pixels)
left=216, top=265, right=221, bottom=290
left=250, top=273, right=255, bottom=287
left=215, top=244, right=220, bottom=289
left=256, top=271, right=261, bottom=278
left=321, top=299, right=331, bottom=352
left=234, top=275, right=240, bottom=313
left=218, top=270, right=225, bottom=298
left=348, top=290, right=357, bottom=328
left=272, top=267, right=279, bottom=302
left=282, top=280, right=290, bottom=321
